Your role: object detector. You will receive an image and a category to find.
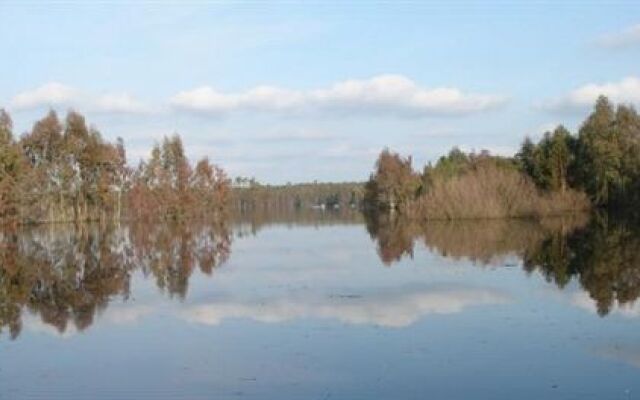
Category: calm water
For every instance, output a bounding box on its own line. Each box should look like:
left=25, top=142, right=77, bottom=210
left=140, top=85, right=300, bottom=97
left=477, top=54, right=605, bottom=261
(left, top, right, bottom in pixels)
left=1, top=212, right=640, bottom=399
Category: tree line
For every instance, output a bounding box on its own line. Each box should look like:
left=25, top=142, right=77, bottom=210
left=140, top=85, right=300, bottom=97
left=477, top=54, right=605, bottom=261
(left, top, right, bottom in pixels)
left=232, top=179, right=364, bottom=213
left=365, top=96, right=640, bottom=219
left=0, top=109, right=230, bottom=224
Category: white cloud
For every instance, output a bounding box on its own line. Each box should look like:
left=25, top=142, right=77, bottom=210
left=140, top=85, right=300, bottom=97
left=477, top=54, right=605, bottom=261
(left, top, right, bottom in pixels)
left=171, top=85, right=305, bottom=113
left=255, top=129, right=338, bottom=143
left=180, top=284, right=511, bottom=328
left=10, top=82, right=79, bottom=109
left=10, top=83, right=151, bottom=114
left=596, top=24, right=640, bottom=49
left=12, top=76, right=505, bottom=119
left=542, top=76, right=640, bottom=112
left=170, top=75, right=506, bottom=117
left=95, top=93, right=152, bottom=114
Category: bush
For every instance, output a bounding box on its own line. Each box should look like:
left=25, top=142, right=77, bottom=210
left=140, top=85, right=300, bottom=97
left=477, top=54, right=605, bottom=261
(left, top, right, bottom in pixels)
left=413, top=162, right=589, bottom=220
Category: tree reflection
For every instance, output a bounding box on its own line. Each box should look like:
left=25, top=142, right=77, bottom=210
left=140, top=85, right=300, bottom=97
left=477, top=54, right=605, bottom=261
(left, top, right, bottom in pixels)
left=422, top=217, right=586, bottom=266
left=364, top=212, right=418, bottom=265
left=130, top=220, right=231, bottom=299
left=4, top=211, right=640, bottom=339
left=234, top=207, right=363, bottom=238
left=523, top=218, right=640, bottom=316
left=365, top=212, right=640, bottom=316
left=0, top=220, right=231, bottom=339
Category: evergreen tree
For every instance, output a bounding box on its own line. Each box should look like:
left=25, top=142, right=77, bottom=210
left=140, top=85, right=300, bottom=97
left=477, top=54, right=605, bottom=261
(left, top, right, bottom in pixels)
left=575, top=96, right=621, bottom=205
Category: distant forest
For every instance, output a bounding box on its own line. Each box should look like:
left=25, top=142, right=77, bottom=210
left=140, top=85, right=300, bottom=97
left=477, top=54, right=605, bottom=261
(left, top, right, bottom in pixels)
left=231, top=179, right=364, bottom=212
left=365, top=96, right=640, bottom=219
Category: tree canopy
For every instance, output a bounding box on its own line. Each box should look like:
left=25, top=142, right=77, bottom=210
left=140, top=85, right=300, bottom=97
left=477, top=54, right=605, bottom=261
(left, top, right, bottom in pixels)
left=365, top=96, right=640, bottom=219
left=0, top=109, right=230, bottom=224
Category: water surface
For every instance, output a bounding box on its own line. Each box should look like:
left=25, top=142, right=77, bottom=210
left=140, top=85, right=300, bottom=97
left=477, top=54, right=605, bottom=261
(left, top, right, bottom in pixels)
left=1, top=212, right=639, bottom=399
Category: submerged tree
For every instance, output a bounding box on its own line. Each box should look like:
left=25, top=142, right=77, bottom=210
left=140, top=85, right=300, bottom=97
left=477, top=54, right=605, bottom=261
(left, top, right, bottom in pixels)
left=128, top=135, right=230, bottom=221
left=0, top=109, right=230, bottom=225
left=364, top=148, right=420, bottom=210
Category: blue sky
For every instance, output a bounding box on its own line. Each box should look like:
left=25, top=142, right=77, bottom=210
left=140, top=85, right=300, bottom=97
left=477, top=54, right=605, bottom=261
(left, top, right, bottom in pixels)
left=2, top=1, right=640, bottom=183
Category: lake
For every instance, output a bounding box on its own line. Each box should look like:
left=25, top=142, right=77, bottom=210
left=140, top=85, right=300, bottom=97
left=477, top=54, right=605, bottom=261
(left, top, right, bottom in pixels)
left=1, top=211, right=639, bottom=399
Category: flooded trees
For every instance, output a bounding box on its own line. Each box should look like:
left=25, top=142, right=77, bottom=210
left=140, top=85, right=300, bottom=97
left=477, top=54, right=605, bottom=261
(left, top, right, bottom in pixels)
left=0, top=109, right=230, bottom=225
left=17, top=110, right=130, bottom=222
left=365, top=146, right=588, bottom=220
left=0, top=110, right=25, bottom=223
left=364, top=97, right=640, bottom=219
left=128, top=135, right=230, bottom=221
left=364, top=149, right=420, bottom=211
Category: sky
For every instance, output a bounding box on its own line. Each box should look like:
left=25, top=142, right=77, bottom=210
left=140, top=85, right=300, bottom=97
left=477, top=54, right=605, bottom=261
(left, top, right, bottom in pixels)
left=1, top=1, right=640, bottom=183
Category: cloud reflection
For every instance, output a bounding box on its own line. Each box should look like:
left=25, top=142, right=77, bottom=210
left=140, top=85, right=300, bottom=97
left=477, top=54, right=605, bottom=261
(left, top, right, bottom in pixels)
left=595, top=344, right=640, bottom=369
left=180, top=284, right=511, bottom=328
left=571, top=292, right=640, bottom=319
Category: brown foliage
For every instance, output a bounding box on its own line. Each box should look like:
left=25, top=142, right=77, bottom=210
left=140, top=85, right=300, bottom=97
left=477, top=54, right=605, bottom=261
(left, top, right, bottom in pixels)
left=365, top=149, right=420, bottom=210
left=414, top=161, right=590, bottom=220
left=127, top=138, right=230, bottom=222
left=0, top=109, right=230, bottom=225
left=421, top=216, right=588, bottom=265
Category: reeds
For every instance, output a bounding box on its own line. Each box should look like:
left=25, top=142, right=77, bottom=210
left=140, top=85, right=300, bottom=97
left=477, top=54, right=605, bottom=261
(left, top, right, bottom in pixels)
left=412, top=163, right=590, bottom=220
